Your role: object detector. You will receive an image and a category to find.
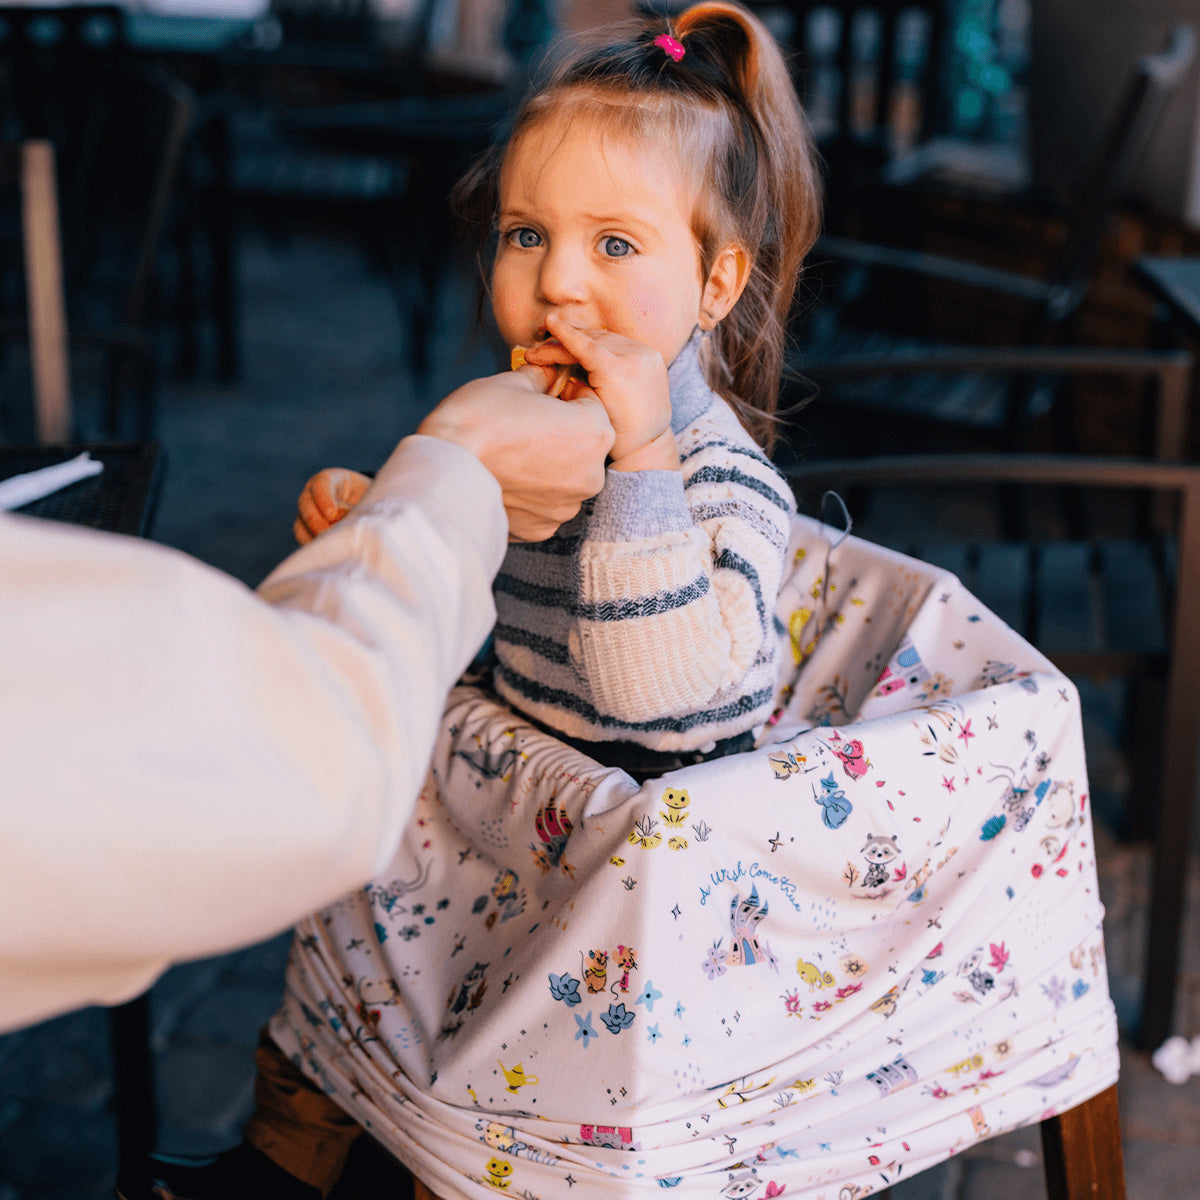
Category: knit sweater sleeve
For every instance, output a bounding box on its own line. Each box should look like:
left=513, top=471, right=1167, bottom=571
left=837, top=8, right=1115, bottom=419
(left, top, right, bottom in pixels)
left=571, top=406, right=794, bottom=732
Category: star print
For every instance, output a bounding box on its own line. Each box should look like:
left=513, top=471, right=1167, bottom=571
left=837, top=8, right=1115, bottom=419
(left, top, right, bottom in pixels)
left=671, top=904, right=681, bottom=920
left=987, top=715, right=998, bottom=730
left=957, top=719, right=974, bottom=744
left=635, top=980, right=663, bottom=1011
left=565, top=1176, right=577, bottom=1188
left=942, top=775, right=956, bottom=793
left=769, top=833, right=782, bottom=852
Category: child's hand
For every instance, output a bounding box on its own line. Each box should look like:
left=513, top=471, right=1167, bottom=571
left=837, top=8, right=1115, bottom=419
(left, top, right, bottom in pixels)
left=522, top=313, right=678, bottom=472
left=294, top=467, right=372, bottom=544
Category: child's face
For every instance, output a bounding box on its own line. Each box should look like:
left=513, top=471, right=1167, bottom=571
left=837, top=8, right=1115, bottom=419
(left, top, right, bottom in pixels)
left=491, top=115, right=711, bottom=368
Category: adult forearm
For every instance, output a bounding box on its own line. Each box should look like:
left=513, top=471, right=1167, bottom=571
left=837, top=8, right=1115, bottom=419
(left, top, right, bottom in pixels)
left=0, top=437, right=505, bottom=1030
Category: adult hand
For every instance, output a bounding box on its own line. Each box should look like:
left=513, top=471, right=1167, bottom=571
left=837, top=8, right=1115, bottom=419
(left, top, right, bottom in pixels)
left=418, top=367, right=614, bottom=542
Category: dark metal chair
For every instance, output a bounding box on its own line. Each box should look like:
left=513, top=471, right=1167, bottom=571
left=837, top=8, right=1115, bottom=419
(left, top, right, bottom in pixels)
left=790, top=23, right=1197, bottom=455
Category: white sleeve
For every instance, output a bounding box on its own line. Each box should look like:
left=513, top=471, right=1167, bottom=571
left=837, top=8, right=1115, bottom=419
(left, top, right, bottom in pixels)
left=0, top=435, right=506, bottom=1032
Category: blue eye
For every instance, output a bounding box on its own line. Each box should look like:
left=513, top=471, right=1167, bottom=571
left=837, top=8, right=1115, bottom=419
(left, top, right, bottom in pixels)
left=510, top=228, right=541, bottom=248
left=602, top=236, right=633, bottom=258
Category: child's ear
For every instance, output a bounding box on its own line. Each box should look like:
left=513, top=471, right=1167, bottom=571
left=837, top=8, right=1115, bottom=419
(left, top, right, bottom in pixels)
left=698, top=245, right=750, bottom=330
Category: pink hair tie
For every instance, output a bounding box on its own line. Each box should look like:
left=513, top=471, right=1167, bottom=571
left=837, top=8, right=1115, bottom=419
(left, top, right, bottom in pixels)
left=654, top=33, right=685, bottom=62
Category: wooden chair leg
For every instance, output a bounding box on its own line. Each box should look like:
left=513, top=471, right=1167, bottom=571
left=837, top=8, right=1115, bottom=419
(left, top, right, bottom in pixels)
left=1041, top=1084, right=1126, bottom=1200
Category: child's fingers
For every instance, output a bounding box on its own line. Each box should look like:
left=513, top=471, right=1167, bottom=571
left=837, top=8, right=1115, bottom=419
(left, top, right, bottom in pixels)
left=541, top=315, right=617, bottom=376
left=294, top=468, right=369, bottom=544
left=519, top=340, right=577, bottom=368
left=317, top=468, right=371, bottom=520
left=296, top=487, right=335, bottom=541
left=293, top=516, right=315, bottom=546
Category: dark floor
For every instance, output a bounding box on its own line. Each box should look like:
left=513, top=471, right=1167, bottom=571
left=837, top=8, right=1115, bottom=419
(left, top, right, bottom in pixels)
left=1, top=229, right=1198, bottom=1199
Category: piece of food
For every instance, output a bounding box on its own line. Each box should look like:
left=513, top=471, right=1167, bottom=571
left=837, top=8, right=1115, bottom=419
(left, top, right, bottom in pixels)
left=510, top=344, right=586, bottom=398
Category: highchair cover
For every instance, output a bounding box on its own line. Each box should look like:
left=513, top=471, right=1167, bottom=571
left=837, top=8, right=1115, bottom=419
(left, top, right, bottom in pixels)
left=270, top=513, right=1120, bottom=1199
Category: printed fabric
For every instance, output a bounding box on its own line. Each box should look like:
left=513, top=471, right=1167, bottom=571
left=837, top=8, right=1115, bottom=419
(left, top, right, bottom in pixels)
left=270, top=513, right=1120, bottom=1199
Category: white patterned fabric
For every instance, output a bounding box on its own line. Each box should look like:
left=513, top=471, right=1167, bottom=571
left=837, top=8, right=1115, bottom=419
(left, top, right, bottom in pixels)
left=270, top=513, right=1119, bottom=1199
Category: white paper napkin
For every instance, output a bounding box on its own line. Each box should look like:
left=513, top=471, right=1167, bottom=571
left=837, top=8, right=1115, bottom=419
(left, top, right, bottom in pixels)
left=0, top=452, right=104, bottom=511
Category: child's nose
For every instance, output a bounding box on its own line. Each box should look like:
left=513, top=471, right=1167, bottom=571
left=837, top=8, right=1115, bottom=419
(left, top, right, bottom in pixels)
left=536, top=245, right=589, bottom=306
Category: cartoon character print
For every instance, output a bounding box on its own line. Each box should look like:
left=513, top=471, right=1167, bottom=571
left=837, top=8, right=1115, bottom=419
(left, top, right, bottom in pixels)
left=582, top=948, right=609, bottom=993
left=867, top=1053, right=918, bottom=1095
left=814, top=773, right=853, bottom=829
left=482, top=868, right=525, bottom=929
left=659, top=788, right=691, bottom=849
left=860, top=833, right=901, bottom=890
left=483, top=1156, right=513, bottom=1189
left=832, top=737, right=870, bottom=779
left=1030, top=780, right=1078, bottom=875
left=355, top=976, right=399, bottom=1028
left=768, top=745, right=808, bottom=779
left=980, top=659, right=1037, bottom=692
left=531, top=798, right=573, bottom=874
left=441, top=962, right=488, bottom=1037
left=725, top=886, right=776, bottom=969
left=796, top=956, right=834, bottom=990
left=579, top=1124, right=639, bottom=1151
left=611, top=944, right=637, bottom=995
left=867, top=634, right=931, bottom=715
left=721, top=1165, right=762, bottom=1198
left=956, top=947, right=994, bottom=997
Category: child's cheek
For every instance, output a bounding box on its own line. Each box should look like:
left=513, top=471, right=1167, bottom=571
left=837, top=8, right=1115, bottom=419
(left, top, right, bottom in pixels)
left=630, top=291, right=657, bottom=321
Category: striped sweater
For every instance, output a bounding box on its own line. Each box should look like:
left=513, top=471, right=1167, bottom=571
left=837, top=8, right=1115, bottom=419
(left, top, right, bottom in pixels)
left=492, top=334, right=796, bottom=752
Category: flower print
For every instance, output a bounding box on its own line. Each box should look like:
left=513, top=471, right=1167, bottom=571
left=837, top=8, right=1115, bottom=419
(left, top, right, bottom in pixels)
left=635, top=980, right=663, bottom=1011
left=1041, top=975, right=1068, bottom=1009
left=702, top=942, right=727, bottom=980
left=646, top=1023, right=661, bottom=1044
left=574, top=1011, right=597, bottom=1047
left=812, top=999, right=832, bottom=1012
left=549, top=972, right=582, bottom=1006
left=673, top=1001, right=686, bottom=1019
left=919, top=673, right=953, bottom=701
left=841, top=954, right=867, bottom=977
left=601, top=1003, right=636, bottom=1034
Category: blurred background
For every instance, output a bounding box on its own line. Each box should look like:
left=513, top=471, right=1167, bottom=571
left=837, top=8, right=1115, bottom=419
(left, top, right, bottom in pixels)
left=3, top=1, right=1200, bottom=1197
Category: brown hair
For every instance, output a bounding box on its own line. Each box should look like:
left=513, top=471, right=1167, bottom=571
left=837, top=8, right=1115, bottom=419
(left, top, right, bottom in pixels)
left=452, top=1, right=821, bottom=453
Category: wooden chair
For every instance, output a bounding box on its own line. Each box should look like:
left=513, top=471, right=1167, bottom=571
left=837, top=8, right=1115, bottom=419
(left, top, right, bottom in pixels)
left=784, top=450, right=1200, bottom=1060
left=0, top=141, right=70, bottom=443
left=791, top=23, right=1197, bottom=454
left=0, top=5, right=194, bottom=440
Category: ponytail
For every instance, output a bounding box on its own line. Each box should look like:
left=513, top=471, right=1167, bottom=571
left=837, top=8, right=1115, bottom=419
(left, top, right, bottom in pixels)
left=671, top=2, right=822, bottom=451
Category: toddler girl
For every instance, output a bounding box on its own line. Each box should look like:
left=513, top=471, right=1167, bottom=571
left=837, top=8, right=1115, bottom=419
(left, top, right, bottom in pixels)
left=296, top=0, right=820, bottom=780
left=134, top=5, right=821, bottom=1199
